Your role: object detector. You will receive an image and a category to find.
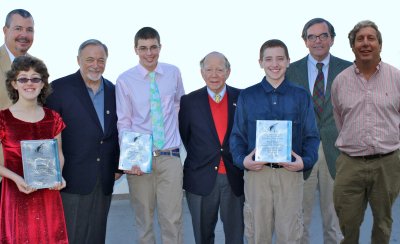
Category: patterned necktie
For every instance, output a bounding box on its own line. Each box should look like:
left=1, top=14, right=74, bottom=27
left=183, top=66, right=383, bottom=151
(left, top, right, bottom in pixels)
left=149, top=71, right=165, bottom=149
left=215, top=94, right=221, bottom=103
left=313, top=63, right=325, bottom=117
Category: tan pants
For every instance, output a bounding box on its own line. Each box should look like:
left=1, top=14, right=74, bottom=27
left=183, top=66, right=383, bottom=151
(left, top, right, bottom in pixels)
left=127, top=155, right=183, bottom=244
left=302, top=144, right=341, bottom=244
left=243, top=167, right=303, bottom=244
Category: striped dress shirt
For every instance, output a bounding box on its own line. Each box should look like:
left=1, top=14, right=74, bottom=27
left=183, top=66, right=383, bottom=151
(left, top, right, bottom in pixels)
left=331, top=61, right=400, bottom=156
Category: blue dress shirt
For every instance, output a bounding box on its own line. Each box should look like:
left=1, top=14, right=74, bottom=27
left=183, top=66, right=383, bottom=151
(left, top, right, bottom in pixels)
left=230, top=77, right=320, bottom=170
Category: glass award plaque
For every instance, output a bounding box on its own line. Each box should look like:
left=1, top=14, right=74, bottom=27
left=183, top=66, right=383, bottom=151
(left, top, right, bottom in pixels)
left=21, top=139, right=62, bottom=189
left=255, top=120, right=292, bottom=163
left=118, top=131, right=153, bottom=173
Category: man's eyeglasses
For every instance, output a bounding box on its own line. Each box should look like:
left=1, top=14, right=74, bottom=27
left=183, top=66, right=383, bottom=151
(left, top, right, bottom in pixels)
left=137, top=45, right=160, bottom=53
left=307, top=33, right=330, bottom=42
left=16, top=78, right=42, bottom=83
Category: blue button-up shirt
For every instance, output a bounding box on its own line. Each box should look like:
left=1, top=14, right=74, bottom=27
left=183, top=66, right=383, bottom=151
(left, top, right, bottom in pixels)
left=87, top=79, right=105, bottom=131
left=230, top=77, right=319, bottom=170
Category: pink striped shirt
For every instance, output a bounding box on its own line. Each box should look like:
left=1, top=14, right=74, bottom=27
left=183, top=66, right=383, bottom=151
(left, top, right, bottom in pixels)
left=331, top=61, right=400, bottom=156
left=116, top=62, right=185, bottom=150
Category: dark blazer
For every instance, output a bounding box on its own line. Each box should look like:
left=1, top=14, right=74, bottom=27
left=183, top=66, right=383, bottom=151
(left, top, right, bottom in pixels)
left=286, top=55, right=352, bottom=179
left=179, top=85, right=244, bottom=196
left=46, top=70, right=119, bottom=195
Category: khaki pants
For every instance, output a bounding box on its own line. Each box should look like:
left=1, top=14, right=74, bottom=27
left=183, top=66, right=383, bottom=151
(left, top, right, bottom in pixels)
left=302, top=144, right=341, bottom=244
left=334, top=151, right=400, bottom=244
left=127, top=155, right=183, bottom=244
left=243, top=167, right=303, bottom=244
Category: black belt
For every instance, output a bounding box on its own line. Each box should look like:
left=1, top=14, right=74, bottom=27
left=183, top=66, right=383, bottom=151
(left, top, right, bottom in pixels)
left=265, top=163, right=283, bottom=169
left=349, top=151, right=395, bottom=160
left=152, top=148, right=180, bottom=158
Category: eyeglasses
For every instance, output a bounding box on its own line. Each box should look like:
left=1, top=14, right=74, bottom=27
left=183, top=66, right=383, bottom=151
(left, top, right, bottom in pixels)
left=16, top=77, right=42, bottom=83
left=137, top=45, right=160, bottom=53
left=307, top=33, right=330, bottom=42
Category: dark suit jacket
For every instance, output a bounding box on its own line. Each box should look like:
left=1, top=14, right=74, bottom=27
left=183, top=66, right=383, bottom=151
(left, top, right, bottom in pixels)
left=286, top=55, right=352, bottom=179
left=46, top=70, right=119, bottom=195
left=179, top=85, right=244, bottom=196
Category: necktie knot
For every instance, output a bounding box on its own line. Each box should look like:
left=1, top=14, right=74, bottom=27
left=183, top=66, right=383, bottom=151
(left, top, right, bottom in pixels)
left=316, top=62, right=324, bottom=71
left=149, top=71, right=156, bottom=80
left=215, top=94, right=221, bottom=103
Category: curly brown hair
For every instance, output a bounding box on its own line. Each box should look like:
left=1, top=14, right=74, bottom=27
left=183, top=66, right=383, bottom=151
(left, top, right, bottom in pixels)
left=6, top=56, right=51, bottom=105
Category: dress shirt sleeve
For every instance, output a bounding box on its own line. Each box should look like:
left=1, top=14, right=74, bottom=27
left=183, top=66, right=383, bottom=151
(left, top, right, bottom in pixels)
left=300, top=94, right=320, bottom=171
left=178, top=95, right=190, bottom=148
left=229, top=93, right=249, bottom=170
left=115, top=79, right=132, bottom=141
left=174, top=70, right=185, bottom=116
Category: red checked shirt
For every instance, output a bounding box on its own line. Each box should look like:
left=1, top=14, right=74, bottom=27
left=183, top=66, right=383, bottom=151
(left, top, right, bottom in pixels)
left=331, top=61, right=400, bottom=156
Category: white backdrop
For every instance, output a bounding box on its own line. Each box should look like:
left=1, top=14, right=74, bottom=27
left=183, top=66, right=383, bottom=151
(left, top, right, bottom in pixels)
left=1, top=0, right=399, bottom=193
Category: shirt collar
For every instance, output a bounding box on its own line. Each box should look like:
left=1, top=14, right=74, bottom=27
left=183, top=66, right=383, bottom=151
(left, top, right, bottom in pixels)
left=137, top=63, right=163, bottom=79
left=4, top=44, right=16, bottom=62
left=261, top=77, right=289, bottom=94
left=86, top=77, right=104, bottom=93
left=353, top=60, right=382, bottom=75
left=307, top=53, right=330, bottom=67
left=207, top=85, right=227, bottom=99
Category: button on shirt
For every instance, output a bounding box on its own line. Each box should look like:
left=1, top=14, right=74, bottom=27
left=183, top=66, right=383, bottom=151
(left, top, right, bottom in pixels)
left=115, top=63, right=185, bottom=150
left=230, top=78, right=320, bottom=171
left=87, top=79, right=105, bottom=131
left=331, top=61, right=400, bottom=156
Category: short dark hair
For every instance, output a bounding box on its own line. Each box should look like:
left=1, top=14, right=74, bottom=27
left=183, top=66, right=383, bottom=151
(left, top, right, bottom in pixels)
left=199, top=51, right=231, bottom=70
left=259, top=39, right=289, bottom=61
left=78, top=39, right=108, bottom=57
left=348, top=20, right=382, bottom=48
left=6, top=56, right=50, bottom=105
left=5, top=9, right=33, bottom=27
left=134, top=27, right=160, bottom=48
left=301, top=18, right=336, bottom=41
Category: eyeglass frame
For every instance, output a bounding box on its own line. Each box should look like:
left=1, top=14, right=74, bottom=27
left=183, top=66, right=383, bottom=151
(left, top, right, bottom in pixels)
left=307, top=33, right=330, bottom=42
left=16, top=77, right=43, bottom=84
left=136, top=45, right=161, bottom=53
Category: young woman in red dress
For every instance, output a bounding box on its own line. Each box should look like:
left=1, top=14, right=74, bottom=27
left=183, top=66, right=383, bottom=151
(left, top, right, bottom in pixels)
left=0, top=56, right=68, bottom=243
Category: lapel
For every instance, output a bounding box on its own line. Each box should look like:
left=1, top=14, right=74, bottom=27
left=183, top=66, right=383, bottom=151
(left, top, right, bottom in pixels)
left=199, top=87, right=220, bottom=144
left=294, top=57, right=310, bottom=91
left=102, top=80, right=113, bottom=137
left=325, top=55, right=339, bottom=104
left=223, top=86, right=236, bottom=146
left=72, top=71, right=104, bottom=134
left=0, top=45, right=11, bottom=74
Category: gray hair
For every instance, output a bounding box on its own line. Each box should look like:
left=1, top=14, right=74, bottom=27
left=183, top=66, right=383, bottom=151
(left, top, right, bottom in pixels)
left=348, top=20, right=382, bottom=48
left=200, top=51, right=231, bottom=70
left=78, top=39, right=108, bottom=57
left=5, top=9, right=33, bottom=27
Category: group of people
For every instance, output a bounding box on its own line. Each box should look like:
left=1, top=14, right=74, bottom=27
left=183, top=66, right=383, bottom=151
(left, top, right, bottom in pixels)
left=0, top=8, right=399, bottom=244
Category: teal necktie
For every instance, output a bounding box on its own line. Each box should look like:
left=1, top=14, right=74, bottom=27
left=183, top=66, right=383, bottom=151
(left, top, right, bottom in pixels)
left=149, top=72, right=165, bottom=149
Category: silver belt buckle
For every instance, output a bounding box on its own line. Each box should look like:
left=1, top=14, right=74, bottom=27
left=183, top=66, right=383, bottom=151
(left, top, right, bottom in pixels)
left=153, top=150, right=161, bottom=157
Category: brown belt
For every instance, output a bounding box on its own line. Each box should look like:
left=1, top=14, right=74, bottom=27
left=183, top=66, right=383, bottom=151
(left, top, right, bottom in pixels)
left=348, top=150, right=396, bottom=160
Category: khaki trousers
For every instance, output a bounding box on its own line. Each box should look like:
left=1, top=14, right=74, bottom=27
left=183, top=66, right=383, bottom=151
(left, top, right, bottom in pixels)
left=334, top=151, right=400, bottom=244
left=302, top=144, right=341, bottom=244
left=127, top=155, right=183, bottom=244
left=243, top=167, right=303, bottom=244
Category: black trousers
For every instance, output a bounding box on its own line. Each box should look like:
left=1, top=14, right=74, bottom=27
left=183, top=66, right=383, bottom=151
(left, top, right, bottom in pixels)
left=186, top=174, right=245, bottom=244
left=61, top=178, right=112, bottom=244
